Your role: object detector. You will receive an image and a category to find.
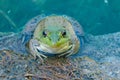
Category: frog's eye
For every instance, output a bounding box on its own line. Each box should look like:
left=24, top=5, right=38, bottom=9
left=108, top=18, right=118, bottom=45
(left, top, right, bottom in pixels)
left=61, top=30, right=66, bottom=37
left=42, top=30, right=47, bottom=37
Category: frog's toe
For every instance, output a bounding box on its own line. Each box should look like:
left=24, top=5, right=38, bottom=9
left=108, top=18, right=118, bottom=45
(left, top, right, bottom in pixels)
left=35, top=51, right=47, bottom=62
left=58, top=47, right=74, bottom=57
left=58, top=44, right=76, bottom=57
left=31, top=47, right=47, bottom=62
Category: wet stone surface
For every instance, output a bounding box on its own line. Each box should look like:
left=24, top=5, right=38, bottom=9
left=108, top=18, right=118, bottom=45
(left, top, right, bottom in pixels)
left=0, top=50, right=120, bottom=80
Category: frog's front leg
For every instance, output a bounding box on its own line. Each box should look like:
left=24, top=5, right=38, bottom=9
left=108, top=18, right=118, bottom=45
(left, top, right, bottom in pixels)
left=29, top=39, right=47, bottom=62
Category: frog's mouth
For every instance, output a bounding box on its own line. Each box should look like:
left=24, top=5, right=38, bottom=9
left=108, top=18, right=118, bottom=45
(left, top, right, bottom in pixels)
left=37, top=41, right=73, bottom=56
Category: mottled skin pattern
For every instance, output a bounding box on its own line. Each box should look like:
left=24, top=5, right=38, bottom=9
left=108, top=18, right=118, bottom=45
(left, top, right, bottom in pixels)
left=0, top=14, right=84, bottom=61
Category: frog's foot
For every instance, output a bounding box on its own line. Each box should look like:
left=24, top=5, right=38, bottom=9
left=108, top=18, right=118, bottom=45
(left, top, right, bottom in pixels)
left=29, top=39, right=47, bottom=62
left=58, top=44, right=75, bottom=57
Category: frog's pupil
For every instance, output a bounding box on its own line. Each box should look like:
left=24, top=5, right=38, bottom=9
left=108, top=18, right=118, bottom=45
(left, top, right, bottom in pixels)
left=43, top=31, right=47, bottom=37
left=62, top=31, right=66, bottom=36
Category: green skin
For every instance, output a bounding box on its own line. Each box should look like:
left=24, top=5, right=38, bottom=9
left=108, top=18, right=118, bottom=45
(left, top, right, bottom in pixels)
left=38, top=26, right=70, bottom=48
left=28, top=15, right=81, bottom=61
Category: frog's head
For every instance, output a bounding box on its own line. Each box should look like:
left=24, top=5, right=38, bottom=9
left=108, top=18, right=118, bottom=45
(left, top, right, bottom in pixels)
left=33, top=15, right=79, bottom=54
left=40, top=26, right=70, bottom=47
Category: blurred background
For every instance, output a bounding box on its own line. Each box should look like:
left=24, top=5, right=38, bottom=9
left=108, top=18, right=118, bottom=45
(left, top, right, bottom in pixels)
left=0, top=0, right=120, bottom=35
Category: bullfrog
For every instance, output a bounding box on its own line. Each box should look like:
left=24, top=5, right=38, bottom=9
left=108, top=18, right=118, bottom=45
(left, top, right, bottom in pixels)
left=0, top=14, right=84, bottom=61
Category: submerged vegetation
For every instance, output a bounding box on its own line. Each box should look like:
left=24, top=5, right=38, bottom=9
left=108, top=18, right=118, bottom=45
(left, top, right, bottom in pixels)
left=0, top=10, right=16, bottom=29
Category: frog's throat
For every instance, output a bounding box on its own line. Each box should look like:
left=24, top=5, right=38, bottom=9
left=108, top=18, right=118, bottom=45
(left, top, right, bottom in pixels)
left=37, top=42, right=73, bottom=55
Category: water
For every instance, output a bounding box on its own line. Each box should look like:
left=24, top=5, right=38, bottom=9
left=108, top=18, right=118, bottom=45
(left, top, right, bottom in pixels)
left=0, top=0, right=120, bottom=79
left=0, top=0, right=120, bottom=35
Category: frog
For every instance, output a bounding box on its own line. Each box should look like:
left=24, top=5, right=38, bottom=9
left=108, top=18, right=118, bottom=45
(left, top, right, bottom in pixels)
left=0, top=14, right=84, bottom=62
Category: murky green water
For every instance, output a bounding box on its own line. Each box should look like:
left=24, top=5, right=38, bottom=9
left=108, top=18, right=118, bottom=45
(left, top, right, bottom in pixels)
left=0, top=0, right=120, bottom=35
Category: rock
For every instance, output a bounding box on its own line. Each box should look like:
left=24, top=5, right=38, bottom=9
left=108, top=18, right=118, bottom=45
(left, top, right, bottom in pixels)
left=0, top=32, right=120, bottom=80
